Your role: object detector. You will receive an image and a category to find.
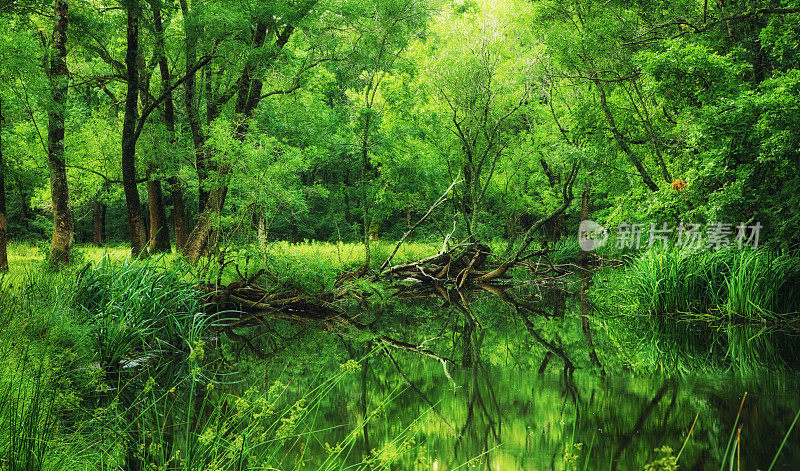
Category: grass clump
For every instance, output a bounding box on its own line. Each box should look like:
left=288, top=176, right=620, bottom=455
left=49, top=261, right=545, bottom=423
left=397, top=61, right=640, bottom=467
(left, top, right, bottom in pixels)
left=622, top=246, right=726, bottom=318
left=623, top=247, right=800, bottom=321
left=0, top=253, right=429, bottom=470
left=617, top=246, right=800, bottom=372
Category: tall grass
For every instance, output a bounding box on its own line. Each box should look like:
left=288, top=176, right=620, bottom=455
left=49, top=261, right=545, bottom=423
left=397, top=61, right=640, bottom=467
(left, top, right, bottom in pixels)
left=623, top=247, right=729, bottom=318
left=0, top=255, right=430, bottom=470
left=623, top=247, right=800, bottom=321
left=620, top=246, right=800, bottom=372
left=72, top=256, right=211, bottom=369
left=725, top=251, right=800, bottom=322
left=0, top=360, right=57, bottom=471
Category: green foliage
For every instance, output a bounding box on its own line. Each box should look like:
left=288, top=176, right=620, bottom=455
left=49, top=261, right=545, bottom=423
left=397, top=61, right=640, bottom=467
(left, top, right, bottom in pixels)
left=644, top=446, right=679, bottom=471
left=0, top=360, right=57, bottom=471
left=4, top=0, right=800, bottom=467
left=72, top=257, right=211, bottom=369
left=639, top=40, right=744, bottom=109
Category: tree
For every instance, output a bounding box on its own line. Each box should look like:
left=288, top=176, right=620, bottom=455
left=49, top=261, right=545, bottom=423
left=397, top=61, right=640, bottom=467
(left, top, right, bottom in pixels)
left=116, top=0, right=211, bottom=256
left=145, top=0, right=174, bottom=254
left=427, top=2, right=532, bottom=237
left=120, top=0, right=147, bottom=256
left=341, top=0, right=431, bottom=271
left=181, top=0, right=322, bottom=262
left=0, top=96, right=7, bottom=271
left=177, top=0, right=206, bottom=214
left=47, top=0, right=73, bottom=266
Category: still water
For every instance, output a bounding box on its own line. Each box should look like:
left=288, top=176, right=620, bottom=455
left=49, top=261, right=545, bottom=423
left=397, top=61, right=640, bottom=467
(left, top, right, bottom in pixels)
left=253, top=275, right=800, bottom=470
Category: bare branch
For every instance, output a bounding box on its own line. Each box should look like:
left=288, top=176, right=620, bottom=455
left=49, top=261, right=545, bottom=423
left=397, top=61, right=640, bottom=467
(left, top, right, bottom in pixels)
left=379, top=174, right=463, bottom=274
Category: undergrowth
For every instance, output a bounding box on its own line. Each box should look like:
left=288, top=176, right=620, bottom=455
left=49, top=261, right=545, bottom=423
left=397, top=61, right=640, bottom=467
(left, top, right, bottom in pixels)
left=0, top=257, right=424, bottom=470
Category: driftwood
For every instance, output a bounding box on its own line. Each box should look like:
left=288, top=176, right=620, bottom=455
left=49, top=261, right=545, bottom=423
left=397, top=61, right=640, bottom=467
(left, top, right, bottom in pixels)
left=383, top=243, right=499, bottom=285
left=377, top=161, right=580, bottom=288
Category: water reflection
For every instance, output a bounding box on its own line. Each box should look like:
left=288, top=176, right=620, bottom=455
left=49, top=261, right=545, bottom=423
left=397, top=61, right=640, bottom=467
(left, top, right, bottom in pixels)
left=248, top=273, right=800, bottom=470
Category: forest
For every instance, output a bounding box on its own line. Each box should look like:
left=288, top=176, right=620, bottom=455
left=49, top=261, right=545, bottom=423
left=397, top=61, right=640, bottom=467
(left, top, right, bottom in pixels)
left=1, top=0, right=799, bottom=469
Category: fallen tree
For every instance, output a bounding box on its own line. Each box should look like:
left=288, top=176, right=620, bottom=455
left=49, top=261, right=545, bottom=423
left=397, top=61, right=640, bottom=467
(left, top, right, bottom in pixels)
left=203, top=161, right=581, bottom=328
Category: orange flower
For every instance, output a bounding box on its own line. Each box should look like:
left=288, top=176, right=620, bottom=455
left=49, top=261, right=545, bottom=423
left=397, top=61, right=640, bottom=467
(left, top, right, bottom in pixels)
left=671, top=179, right=687, bottom=192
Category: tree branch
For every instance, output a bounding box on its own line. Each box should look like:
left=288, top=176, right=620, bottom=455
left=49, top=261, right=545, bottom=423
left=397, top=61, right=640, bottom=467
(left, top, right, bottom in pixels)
left=623, top=8, right=800, bottom=46
left=134, top=54, right=214, bottom=142
left=379, top=174, right=463, bottom=274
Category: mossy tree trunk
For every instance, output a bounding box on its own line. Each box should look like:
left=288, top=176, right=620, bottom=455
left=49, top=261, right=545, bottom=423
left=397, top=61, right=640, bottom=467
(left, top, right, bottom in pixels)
left=48, top=0, right=73, bottom=266
left=121, top=0, right=147, bottom=256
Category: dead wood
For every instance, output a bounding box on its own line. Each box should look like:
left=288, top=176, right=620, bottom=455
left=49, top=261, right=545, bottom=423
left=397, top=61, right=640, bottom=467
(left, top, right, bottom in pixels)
left=202, top=162, right=588, bottom=352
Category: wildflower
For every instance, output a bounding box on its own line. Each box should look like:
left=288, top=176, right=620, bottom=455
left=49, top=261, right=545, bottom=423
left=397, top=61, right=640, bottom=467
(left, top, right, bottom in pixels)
left=339, top=359, right=360, bottom=373
left=143, top=376, right=156, bottom=394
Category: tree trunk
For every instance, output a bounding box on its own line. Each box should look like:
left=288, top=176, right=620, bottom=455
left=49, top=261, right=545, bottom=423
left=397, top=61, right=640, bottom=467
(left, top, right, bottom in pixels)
left=475, top=162, right=580, bottom=283
left=153, top=3, right=186, bottom=252
left=153, top=1, right=174, bottom=133
left=343, top=173, right=351, bottom=223
left=257, top=212, right=268, bottom=249
left=358, top=111, right=375, bottom=274
left=143, top=202, right=149, bottom=242
left=168, top=177, right=188, bottom=250
left=121, top=0, right=147, bottom=256
left=596, top=82, right=659, bottom=192
left=0, top=97, right=8, bottom=271
left=182, top=186, right=225, bottom=263
left=581, top=181, right=591, bottom=261
left=178, top=0, right=208, bottom=212
left=92, top=198, right=105, bottom=247
left=147, top=179, right=171, bottom=253
left=630, top=80, right=672, bottom=184
left=48, top=0, right=73, bottom=266
left=540, top=158, right=563, bottom=240
left=461, top=162, right=474, bottom=235
left=581, top=181, right=591, bottom=222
